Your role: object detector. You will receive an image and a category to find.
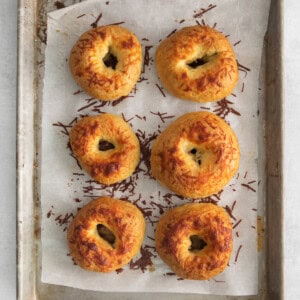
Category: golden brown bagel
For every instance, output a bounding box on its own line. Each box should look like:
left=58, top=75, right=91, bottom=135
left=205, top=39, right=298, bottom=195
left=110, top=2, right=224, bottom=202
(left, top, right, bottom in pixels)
left=69, top=25, right=142, bottom=101
left=155, top=203, right=233, bottom=280
left=150, top=111, right=240, bottom=198
left=68, top=196, right=146, bottom=272
left=155, top=26, right=238, bottom=102
left=69, top=113, right=140, bottom=185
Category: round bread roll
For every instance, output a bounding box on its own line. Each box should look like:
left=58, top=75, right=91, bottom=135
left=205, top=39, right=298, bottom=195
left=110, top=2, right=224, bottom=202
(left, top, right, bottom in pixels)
left=69, top=113, right=140, bottom=185
left=68, top=196, right=146, bottom=272
left=69, top=25, right=142, bottom=101
left=150, top=111, right=240, bottom=198
left=155, top=26, right=238, bottom=102
left=155, top=203, right=233, bottom=280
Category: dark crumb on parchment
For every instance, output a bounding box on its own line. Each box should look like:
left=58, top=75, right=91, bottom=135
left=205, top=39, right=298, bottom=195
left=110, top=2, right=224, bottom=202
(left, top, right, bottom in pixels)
left=77, top=14, right=86, bottom=19
left=116, top=268, right=123, bottom=274
left=155, top=83, right=166, bottom=97
left=164, top=272, right=176, bottom=276
left=231, top=200, right=237, bottom=211
left=77, top=101, right=98, bottom=112
left=129, top=245, right=156, bottom=272
left=233, top=219, right=242, bottom=229
left=142, top=45, right=153, bottom=73
left=166, top=29, right=177, bottom=38
left=193, top=4, right=217, bottom=18
left=237, top=61, right=251, bottom=78
left=213, top=98, right=241, bottom=120
left=234, top=245, right=243, bottom=263
left=73, top=90, right=82, bottom=95
left=241, top=183, right=256, bottom=193
left=90, top=13, right=102, bottom=28
left=213, top=279, right=226, bottom=283
left=150, top=111, right=175, bottom=123
left=225, top=205, right=237, bottom=221
left=110, top=21, right=126, bottom=26
left=54, top=1, right=65, bottom=9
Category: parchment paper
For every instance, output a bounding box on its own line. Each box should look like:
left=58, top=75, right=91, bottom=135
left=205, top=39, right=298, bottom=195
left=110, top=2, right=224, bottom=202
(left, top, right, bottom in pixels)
left=41, top=0, right=270, bottom=295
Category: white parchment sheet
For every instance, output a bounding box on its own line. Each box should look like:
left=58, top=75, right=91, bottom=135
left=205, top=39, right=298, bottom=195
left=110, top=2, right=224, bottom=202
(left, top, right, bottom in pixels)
left=41, top=0, right=270, bottom=295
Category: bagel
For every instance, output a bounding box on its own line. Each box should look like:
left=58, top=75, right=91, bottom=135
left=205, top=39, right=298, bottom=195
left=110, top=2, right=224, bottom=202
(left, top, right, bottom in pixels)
left=69, top=25, right=142, bottom=101
left=67, top=196, right=146, bottom=272
left=155, top=203, right=233, bottom=280
left=155, top=26, right=238, bottom=102
left=69, top=113, right=140, bottom=185
left=150, top=111, right=240, bottom=198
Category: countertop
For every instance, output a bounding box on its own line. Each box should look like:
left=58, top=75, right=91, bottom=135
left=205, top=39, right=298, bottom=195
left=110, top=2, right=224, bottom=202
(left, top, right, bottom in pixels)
left=0, top=0, right=299, bottom=299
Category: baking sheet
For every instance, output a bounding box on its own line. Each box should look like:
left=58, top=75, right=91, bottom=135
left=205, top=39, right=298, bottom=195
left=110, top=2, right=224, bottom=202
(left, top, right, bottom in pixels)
left=19, top=0, right=280, bottom=299
left=40, top=0, right=269, bottom=295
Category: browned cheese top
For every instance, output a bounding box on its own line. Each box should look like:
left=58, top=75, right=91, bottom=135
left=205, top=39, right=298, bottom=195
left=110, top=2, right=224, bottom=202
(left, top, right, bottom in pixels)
left=150, top=111, right=240, bottom=198
left=69, top=25, right=142, bottom=101
left=155, top=26, right=238, bottom=102
left=155, top=203, right=232, bottom=280
left=67, top=196, right=145, bottom=272
left=70, top=113, right=140, bottom=185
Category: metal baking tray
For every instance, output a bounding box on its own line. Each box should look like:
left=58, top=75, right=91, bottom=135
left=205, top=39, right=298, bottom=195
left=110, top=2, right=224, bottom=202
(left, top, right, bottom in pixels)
left=17, top=0, right=284, bottom=299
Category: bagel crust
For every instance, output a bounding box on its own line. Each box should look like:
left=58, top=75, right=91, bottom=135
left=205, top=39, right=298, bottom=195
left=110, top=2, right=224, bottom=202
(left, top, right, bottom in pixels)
left=69, top=113, right=140, bottom=185
left=155, top=203, right=233, bottom=280
left=67, top=197, right=146, bottom=272
left=155, top=26, right=238, bottom=102
left=150, top=111, right=240, bottom=198
left=69, top=25, right=142, bottom=101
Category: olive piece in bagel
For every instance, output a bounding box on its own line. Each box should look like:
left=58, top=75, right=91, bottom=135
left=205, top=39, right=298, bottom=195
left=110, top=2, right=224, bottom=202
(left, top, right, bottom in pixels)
left=155, top=203, right=233, bottom=280
left=69, top=113, right=140, bottom=185
left=68, top=196, right=146, bottom=272
left=150, top=111, right=240, bottom=198
left=69, top=25, right=142, bottom=101
left=155, top=26, right=238, bottom=102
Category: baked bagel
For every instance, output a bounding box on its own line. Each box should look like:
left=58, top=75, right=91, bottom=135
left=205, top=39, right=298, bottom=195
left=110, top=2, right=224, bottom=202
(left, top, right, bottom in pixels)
left=68, top=196, right=146, bottom=272
left=150, top=111, right=240, bottom=198
left=69, top=25, right=142, bottom=101
left=155, top=203, right=233, bottom=280
left=155, top=26, right=238, bottom=102
left=69, top=113, right=140, bottom=185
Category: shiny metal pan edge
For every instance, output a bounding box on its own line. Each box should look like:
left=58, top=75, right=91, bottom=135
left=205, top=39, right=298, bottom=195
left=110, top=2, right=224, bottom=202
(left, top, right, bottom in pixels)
left=17, top=0, right=284, bottom=299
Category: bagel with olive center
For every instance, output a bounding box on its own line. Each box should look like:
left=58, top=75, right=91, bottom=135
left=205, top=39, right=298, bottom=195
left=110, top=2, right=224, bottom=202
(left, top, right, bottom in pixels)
left=150, top=111, right=240, bottom=198
left=69, top=25, right=142, bottom=101
left=69, top=113, right=140, bottom=185
left=67, top=196, right=146, bottom=272
left=155, top=203, right=233, bottom=280
left=155, top=26, right=238, bottom=102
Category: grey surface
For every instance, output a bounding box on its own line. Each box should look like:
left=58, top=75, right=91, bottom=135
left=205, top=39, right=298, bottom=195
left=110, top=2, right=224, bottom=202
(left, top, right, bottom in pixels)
left=0, top=0, right=17, bottom=300
left=284, top=0, right=300, bottom=299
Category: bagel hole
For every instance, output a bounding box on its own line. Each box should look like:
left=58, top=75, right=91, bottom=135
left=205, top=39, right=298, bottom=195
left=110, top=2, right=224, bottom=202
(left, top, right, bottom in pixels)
left=187, top=58, right=207, bottom=69
left=103, top=48, right=118, bottom=69
left=190, top=148, right=197, bottom=154
left=189, top=235, right=207, bottom=252
left=98, top=139, right=115, bottom=151
left=97, top=224, right=116, bottom=248
left=189, top=148, right=202, bottom=165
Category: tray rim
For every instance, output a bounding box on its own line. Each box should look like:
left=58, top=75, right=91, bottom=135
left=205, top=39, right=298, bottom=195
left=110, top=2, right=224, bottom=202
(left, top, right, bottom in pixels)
left=16, top=0, right=284, bottom=299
